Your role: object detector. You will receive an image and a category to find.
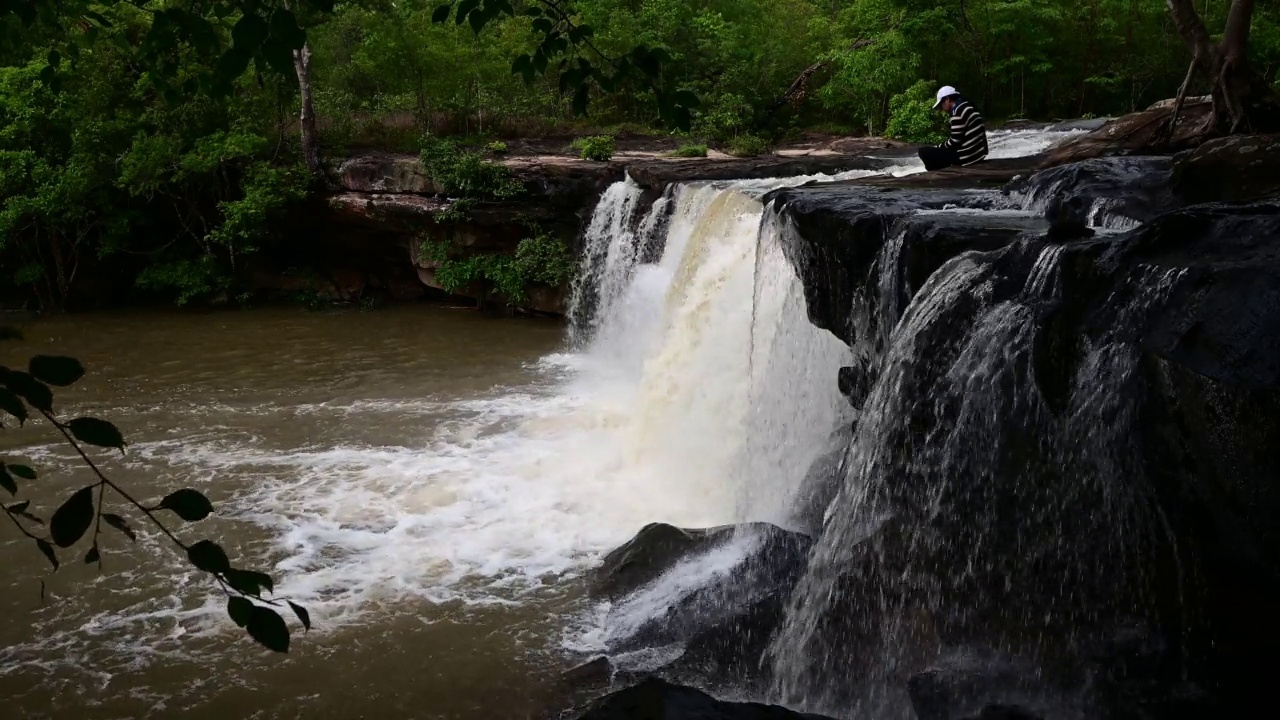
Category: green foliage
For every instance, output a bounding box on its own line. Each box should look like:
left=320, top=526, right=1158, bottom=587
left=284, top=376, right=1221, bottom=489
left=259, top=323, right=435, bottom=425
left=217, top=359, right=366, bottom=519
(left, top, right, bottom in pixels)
left=725, top=134, right=769, bottom=157
left=885, top=81, right=946, bottom=144
left=420, top=136, right=523, bottom=199
left=671, top=143, right=708, bottom=158
left=0, top=349, right=308, bottom=653
left=486, top=140, right=509, bottom=154
left=421, top=228, right=575, bottom=304
left=573, top=135, right=615, bottom=161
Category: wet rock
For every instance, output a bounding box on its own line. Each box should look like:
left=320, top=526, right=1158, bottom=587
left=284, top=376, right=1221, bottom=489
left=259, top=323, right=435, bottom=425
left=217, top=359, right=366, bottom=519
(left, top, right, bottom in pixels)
left=625, top=154, right=896, bottom=190
left=1008, top=156, right=1176, bottom=230
left=563, top=656, right=614, bottom=692
left=575, top=678, right=836, bottom=720
left=766, top=182, right=1041, bottom=347
left=596, top=523, right=812, bottom=691
left=1172, top=134, right=1280, bottom=204
left=958, top=706, right=1043, bottom=720
left=777, top=193, right=1280, bottom=717
left=791, top=424, right=851, bottom=534
left=1041, top=101, right=1213, bottom=165
left=906, top=650, right=1064, bottom=720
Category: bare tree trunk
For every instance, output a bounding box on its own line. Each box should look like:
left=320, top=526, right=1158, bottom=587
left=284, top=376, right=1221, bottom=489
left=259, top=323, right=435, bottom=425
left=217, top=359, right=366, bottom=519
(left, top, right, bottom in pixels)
left=292, top=42, right=324, bottom=177
left=1165, top=0, right=1280, bottom=134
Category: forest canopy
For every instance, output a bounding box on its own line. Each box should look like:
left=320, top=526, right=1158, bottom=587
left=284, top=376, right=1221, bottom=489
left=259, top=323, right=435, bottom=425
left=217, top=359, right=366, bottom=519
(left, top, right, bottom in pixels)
left=0, top=0, right=1277, bottom=311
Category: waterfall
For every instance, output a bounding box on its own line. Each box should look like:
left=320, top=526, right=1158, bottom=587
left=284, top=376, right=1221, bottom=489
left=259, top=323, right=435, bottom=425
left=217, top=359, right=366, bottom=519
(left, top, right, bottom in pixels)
left=766, top=235, right=1192, bottom=717
left=565, top=182, right=850, bottom=532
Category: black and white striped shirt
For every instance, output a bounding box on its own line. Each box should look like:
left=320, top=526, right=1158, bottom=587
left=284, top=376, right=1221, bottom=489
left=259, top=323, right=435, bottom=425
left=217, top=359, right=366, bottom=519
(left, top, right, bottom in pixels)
left=942, top=100, right=988, bottom=166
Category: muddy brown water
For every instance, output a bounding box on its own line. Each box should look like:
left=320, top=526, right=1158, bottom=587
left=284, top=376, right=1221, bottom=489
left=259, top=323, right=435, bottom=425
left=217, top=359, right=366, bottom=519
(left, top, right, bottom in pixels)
left=0, top=306, right=596, bottom=719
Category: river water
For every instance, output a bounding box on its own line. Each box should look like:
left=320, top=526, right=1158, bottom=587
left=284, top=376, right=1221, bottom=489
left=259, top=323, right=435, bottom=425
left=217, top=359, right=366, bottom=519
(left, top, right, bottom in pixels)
left=1, top=126, right=1087, bottom=719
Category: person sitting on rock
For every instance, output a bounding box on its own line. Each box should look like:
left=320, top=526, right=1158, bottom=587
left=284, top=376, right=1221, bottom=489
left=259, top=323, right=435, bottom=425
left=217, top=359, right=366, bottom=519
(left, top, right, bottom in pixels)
left=918, top=85, right=988, bottom=172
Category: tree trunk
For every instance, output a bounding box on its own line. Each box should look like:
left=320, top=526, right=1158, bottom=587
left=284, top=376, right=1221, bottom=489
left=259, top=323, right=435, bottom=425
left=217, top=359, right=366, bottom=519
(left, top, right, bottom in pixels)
left=293, top=42, right=324, bottom=177
left=1165, top=0, right=1280, bottom=134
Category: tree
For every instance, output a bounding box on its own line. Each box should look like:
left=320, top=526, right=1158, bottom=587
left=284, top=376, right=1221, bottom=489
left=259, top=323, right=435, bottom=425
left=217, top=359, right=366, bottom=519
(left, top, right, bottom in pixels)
left=1166, top=0, right=1280, bottom=134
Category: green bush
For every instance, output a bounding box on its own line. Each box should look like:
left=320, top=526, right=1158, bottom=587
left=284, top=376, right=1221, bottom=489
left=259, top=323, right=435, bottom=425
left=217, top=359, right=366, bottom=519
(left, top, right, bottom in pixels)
left=419, top=229, right=575, bottom=304
left=670, top=143, right=708, bottom=158
left=885, top=81, right=947, bottom=144
left=572, top=135, right=615, bottom=161
left=725, top=135, right=770, bottom=157
left=486, top=140, right=509, bottom=155
left=420, top=136, right=523, bottom=199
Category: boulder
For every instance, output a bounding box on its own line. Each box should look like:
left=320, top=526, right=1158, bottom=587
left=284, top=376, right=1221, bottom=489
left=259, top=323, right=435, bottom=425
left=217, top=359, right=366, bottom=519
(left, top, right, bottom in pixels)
left=594, top=523, right=812, bottom=691
left=575, top=678, right=836, bottom=720
left=1006, top=156, right=1176, bottom=230
left=1040, top=101, right=1213, bottom=166
left=1172, top=134, right=1280, bottom=204
left=333, top=154, right=435, bottom=194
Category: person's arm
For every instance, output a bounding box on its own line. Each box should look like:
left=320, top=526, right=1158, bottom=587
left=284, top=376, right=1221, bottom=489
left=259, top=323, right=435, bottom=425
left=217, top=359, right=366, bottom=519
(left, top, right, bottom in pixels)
left=941, top=111, right=965, bottom=149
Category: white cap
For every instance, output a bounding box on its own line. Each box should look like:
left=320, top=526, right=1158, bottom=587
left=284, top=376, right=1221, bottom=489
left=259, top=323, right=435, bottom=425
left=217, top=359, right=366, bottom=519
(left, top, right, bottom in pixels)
left=933, top=85, right=958, bottom=109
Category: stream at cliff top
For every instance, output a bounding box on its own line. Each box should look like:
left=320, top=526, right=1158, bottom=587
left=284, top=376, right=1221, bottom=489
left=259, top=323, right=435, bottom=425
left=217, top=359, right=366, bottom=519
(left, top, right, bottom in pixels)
left=0, top=126, right=1088, bottom=719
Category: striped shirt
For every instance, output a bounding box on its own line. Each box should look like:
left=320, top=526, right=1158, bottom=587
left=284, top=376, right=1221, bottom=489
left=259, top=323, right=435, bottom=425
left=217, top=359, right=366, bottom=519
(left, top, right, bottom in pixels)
left=942, top=100, right=988, bottom=166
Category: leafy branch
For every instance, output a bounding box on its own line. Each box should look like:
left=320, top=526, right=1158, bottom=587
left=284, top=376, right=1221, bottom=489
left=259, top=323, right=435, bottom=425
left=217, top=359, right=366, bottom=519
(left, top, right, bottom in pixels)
left=0, top=345, right=309, bottom=653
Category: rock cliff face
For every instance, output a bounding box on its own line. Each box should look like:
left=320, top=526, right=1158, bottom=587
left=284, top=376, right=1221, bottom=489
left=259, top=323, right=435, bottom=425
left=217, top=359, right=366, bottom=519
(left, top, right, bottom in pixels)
left=313, top=144, right=908, bottom=313
left=563, top=136, right=1279, bottom=719
left=765, top=151, right=1280, bottom=719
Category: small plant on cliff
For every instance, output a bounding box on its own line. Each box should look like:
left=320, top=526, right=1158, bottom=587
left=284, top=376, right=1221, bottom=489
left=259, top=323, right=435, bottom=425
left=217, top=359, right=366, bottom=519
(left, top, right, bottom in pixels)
left=420, top=136, right=523, bottom=200
left=885, top=81, right=946, bottom=144
left=670, top=143, right=708, bottom=158
left=572, top=135, right=615, bottom=162
left=725, top=134, right=769, bottom=157
left=419, top=229, right=575, bottom=305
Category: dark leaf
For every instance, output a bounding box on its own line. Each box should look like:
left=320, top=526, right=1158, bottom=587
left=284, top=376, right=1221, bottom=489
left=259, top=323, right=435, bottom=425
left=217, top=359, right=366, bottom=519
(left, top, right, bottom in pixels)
left=673, top=105, right=692, bottom=132
left=39, top=64, right=55, bottom=87
left=159, top=488, right=212, bottom=521
left=493, top=0, right=514, bottom=17
left=102, top=513, right=136, bottom=541
left=0, top=468, right=15, bottom=495
left=1, top=388, right=30, bottom=425
left=431, top=3, right=453, bottom=23
left=85, top=544, right=100, bottom=565
left=36, top=539, right=58, bottom=570
left=511, top=55, right=534, bottom=83
left=287, top=601, right=311, bottom=631
left=3, top=372, right=52, bottom=412
left=8, top=464, right=35, bottom=480
left=215, top=46, right=253, bottom=84
left=83, top=10, right=113, bottom=27
left=455, top=0, right=479, bottom=25
left=261, top=42, right=296, bottom=77
left=532, top=50, right=547, bottom=74
left=649, top=47, right=673, bottom=63
left=228, top=596, right=254, bottom=627
left=246, top=605, right=290, bottom=652
left=468, top=6, right=486, bottom=33
left=50, top=486, right=94, bottom=548
left=187, top=540, right=231, bottom=574
left=47, top=50, right=60, bottom=68
left=531, top=17, right=553, bottom=34
left=675, top=89, right=701, bottom=109
left=225, top=568, right=274, bottom=597
left=523, top=6, right=542, bottom=17
left=232, top=14, right=270, bottom=51
left=269, top=10, right=307, bottom=50
left=67, top=417, right=126, bottom=450
left=572, top=83, right=590, bottom=117
left=304, top=0, right=336, bottom=12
